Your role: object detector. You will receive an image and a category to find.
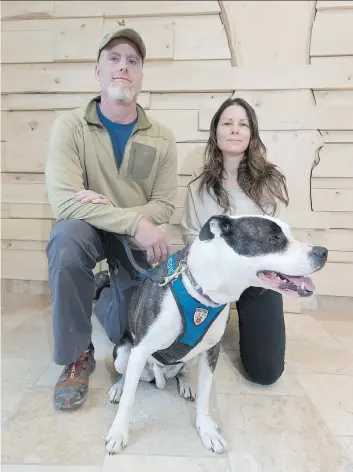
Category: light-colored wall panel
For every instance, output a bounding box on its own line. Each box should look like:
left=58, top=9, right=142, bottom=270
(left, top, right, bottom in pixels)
left=316, top=1, right=353, bottom=10
left=177, top=143, right=205, bottom=175
left=219, top=1, right=315, bottom=66
left=2, top=249, right=49, bottom=281
left=311, top=263, right=353, bottom=297
left=2, top=110, right=57, bottom=172
left=312, top=178, right=353, bottom=189
left=293, top=229, right=353, bottom=252
left=4, top=62, right=353, bottom=94
left=3, top=203, right=53, bottom=219
left=147, top=110, right=209, bottom=142
left=312, top=144, right=353, bottom=178
left=314, top=90, right=353, bottom=107
left=321, top=131, right=353, bottom=143
left=231, top=90, right=315, bottom=109
left=150, top=92, right=231, bottom=110
left=310, top=56, right=353, bottom=68
left=312, top=189, right=353, bottom=212
left=1, top=92, right=151, bottom=111
left=173, top=15, right=230, bottom=60
left=199, top=106, right=353, bottom=131
left=2, top=219, right=53, bottom=241
left=2, top=29, right=53, bottom=63
left=327, top=252, right=353, bottom=264
left=54, top=1, right=220, bottom=18
left=1, top=1, right=54, bottom=20
left=2, top=18, right=53, bottom=30
left=311, top=10, right=353, bottom=56
left=53, top=18, right=104, bottom=62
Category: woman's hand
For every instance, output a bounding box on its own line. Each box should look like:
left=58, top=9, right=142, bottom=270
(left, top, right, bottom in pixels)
left=75, top=190, right=114, bottom=206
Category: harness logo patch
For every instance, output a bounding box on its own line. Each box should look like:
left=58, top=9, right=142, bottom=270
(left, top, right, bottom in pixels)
left=194, top=308, right=209, bottom=325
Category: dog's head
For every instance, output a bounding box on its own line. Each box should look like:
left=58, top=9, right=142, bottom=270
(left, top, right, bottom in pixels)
left=194, top=214, right=328, bottom=299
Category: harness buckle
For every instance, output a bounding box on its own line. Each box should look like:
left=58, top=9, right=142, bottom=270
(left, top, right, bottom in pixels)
left=158, top=259, right=187, bottom=287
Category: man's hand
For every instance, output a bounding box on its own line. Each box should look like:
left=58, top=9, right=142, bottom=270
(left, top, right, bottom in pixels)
left=75, top=190, right=113, bottom=206
left=134, top=217, right=171, bottom=265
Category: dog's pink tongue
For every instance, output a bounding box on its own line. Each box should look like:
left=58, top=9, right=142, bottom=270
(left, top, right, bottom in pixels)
left=286, top=275, right=315, bottom=291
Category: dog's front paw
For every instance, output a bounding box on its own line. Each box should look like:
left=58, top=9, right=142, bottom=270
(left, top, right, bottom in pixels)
left=178, top=382, right=196, bottom=401
left=196, top=417, right=227, bottom=454
left=108, top=380, right=124, bottom=404
left=105, top=425, right=129, bottom=455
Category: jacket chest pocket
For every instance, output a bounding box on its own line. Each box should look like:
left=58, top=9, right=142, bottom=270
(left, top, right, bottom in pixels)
left=127, top=141, right=157, bottom=181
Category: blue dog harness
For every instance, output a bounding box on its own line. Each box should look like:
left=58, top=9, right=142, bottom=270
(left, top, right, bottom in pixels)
left=141, top=251, right=226, bottom=366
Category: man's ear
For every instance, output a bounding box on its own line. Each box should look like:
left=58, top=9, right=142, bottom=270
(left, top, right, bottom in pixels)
left=95, top=63, right=100, bottom=81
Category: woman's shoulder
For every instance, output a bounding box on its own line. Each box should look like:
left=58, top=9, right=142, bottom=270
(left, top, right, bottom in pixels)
left=187, top=168, right=204, bottom=190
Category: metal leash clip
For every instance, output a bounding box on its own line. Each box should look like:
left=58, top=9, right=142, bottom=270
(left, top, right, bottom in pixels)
left=158, top=260, right=187, bottom=287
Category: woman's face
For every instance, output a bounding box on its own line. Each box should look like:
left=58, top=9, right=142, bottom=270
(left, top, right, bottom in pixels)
left=216, top=104, right=251, bottom=156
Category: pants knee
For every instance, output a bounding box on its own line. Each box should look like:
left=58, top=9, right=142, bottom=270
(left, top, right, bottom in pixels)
left=47, top=219, right=101, bottom=269
left=243, top=359, right=284, bottom=386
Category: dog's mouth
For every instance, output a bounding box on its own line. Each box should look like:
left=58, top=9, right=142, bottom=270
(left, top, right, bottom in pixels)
left=257, top=270, right=315, bottom=297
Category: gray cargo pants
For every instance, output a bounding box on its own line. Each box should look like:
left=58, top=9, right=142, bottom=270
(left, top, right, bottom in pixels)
left=46, top=219, right=148, bottom=365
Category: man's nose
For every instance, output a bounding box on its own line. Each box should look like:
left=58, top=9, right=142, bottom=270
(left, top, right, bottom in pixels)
left=117, top=58, right=128, bottom=71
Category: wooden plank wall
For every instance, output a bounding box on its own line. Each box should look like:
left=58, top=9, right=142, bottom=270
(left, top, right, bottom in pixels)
left=1, top=1, right=353, bottom=310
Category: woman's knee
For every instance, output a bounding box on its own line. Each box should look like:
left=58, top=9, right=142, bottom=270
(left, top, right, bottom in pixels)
left=242, top=356, right=285, bottom=385
left=46, top=219, right=102, bottom=268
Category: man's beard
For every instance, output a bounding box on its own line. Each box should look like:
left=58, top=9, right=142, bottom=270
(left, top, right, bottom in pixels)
left=107, top=82, right=137, bottom=103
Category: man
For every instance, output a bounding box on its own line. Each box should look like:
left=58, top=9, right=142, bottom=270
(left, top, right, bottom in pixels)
left=45, top=28, right=178, bottom=411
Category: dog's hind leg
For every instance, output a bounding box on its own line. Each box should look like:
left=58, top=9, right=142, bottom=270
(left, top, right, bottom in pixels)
left=196, top=342, right=227, bottom=454
left=105, top=343, right=151, bottom=455
left=176, top=364, right=196, bottom=401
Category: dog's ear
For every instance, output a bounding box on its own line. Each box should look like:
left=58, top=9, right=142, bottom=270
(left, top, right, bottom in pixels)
left=199, top=215, right=232, bottom=241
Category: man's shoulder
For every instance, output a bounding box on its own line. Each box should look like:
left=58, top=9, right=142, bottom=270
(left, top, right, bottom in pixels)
left=53, top=107, right=86, bottom=130
left=144, top=112, right=176, bottom=144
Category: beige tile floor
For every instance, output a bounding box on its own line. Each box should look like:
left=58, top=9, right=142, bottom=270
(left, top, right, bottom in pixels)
left=1, top=292, right=353, bottom=472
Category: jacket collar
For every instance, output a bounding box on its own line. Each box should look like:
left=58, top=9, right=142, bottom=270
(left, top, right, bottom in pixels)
left=84, top=94, right=152, bottom=132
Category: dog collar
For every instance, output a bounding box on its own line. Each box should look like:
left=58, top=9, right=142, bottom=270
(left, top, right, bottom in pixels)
left=183, top=265, right=222, bottom=307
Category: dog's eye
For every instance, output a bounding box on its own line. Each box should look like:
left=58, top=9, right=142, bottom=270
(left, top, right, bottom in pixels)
left=222, top=222, right=231, bottom=233
left=269, top=235, right=280, bottom=242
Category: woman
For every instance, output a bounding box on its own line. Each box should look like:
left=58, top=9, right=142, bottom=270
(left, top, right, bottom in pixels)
left=180, top=97, right=289, bottom=385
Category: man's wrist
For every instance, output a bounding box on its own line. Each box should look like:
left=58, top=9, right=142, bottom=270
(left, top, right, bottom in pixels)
left=131, top=214, right=145, bottom=236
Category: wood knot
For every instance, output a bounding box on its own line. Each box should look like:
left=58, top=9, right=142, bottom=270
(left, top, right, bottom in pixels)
left=29, top=120, right=37, bottom=130
left=118, top=19, right=125, bottom=26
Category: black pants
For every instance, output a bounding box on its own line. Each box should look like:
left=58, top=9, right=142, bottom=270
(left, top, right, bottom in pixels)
left=236, top=287, right=285, bottom=385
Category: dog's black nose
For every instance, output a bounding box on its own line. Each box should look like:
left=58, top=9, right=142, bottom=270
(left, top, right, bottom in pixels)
left=311, top=246, right=328, bottom=261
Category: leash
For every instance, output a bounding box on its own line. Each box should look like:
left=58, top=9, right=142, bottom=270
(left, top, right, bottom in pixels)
left=112, top=234, right=187, bottom=287
left=106, top=234, right=222, bottom=307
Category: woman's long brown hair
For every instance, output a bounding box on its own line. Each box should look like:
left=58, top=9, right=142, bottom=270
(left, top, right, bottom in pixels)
left=193, top=98, right=289, bottom=216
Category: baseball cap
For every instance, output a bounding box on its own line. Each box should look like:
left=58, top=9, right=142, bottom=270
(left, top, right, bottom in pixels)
left=97, top=28, right=146, bottom=61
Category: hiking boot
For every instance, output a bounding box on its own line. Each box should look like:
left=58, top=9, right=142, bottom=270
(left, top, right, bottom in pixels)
left=93, top=270, right=110, bottom=300
left=54, top=343, right=96, bottom=411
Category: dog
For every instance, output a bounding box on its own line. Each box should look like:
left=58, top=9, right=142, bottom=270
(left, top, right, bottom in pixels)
left=104, top=214, right=328, bottom=455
